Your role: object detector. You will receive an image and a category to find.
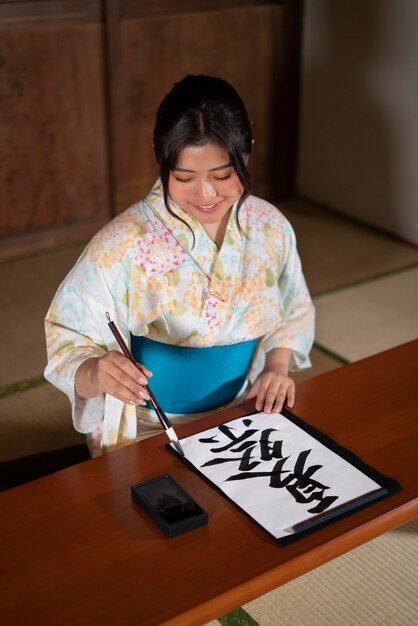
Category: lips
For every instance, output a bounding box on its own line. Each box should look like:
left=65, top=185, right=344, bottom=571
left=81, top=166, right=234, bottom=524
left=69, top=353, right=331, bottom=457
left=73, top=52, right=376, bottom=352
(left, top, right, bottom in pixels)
left=190, top=199, right=223, bottom=213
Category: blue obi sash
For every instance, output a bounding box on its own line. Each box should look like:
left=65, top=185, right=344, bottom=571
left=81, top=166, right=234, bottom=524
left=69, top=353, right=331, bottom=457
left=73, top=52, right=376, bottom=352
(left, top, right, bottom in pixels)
left=130, top=335, right=258, bottom=414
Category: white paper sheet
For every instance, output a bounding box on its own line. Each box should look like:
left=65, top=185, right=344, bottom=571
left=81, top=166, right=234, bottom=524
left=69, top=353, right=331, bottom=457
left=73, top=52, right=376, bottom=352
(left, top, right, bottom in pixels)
left=178, top=412, right=384, bottom=539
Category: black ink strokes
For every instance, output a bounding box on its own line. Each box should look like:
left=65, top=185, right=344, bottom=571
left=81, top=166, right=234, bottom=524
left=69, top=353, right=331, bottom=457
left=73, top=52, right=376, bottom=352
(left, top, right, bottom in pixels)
left=199, top=423, right=260, bottom=453
left=200, top=422, right=339, bottom=514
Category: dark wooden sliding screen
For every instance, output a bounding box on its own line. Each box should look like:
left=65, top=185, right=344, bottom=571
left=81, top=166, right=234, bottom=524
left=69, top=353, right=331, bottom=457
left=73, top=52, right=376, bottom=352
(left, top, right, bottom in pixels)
left=0, top=0, right=302, bottom=259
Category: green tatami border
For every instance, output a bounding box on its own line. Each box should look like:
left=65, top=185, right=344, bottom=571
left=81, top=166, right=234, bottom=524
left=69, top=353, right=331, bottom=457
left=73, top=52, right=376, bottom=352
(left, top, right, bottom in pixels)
left=312, top=261, right=418, bottom=298
left=0, top=375, right=47, bottom=400
left=217, top=606, right=259, bottom=625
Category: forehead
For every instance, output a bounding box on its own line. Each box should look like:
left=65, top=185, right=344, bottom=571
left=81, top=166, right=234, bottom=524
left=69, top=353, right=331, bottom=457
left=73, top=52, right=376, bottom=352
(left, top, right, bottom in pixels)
left=175, top=143, right=231, bottom=172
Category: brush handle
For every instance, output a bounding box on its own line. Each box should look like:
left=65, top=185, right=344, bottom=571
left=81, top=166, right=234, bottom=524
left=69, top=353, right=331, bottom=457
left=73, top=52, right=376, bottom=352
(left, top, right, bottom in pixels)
left=106, top=313, right=172, bottom=430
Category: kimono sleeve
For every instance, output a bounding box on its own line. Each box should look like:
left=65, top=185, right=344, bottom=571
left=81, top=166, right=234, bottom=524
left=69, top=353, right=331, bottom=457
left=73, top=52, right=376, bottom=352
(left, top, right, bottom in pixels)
left=261, top=223, right=315, bottom=370
left=44, top=253, right=129, bottom=435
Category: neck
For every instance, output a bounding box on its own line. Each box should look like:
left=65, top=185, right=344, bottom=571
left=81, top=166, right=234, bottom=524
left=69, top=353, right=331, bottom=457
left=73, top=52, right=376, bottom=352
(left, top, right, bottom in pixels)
left=203, top=207, right=233, bottom=248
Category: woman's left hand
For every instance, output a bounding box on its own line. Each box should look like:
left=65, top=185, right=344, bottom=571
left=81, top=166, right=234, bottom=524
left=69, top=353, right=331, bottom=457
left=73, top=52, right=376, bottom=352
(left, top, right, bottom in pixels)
left=246, top=370, right=295, bottom=414
left=245, top=347, right=295, bottom=414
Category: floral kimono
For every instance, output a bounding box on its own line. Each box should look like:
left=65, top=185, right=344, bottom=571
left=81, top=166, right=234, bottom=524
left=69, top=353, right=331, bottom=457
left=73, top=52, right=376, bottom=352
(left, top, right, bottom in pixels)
left=44, top=180, right=315, bottom=456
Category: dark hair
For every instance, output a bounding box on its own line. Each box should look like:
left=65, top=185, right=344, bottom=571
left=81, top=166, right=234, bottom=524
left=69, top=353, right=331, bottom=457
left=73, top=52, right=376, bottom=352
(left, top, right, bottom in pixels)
left=153, top=75, right=253, bottom=241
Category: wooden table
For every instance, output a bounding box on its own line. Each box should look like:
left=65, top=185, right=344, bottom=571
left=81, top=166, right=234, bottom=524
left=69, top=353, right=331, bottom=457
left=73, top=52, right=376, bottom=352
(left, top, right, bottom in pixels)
left=1, top=341, right=417, bottom=626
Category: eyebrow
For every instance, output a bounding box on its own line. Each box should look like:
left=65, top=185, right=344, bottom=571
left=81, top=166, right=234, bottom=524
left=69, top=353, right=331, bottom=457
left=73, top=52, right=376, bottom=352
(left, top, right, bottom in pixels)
left=173, top=163, right=232, bottom=173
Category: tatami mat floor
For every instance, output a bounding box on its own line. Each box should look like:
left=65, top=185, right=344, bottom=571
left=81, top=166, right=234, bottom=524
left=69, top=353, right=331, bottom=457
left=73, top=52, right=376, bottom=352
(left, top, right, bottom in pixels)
left=1, top=198, right=417, bottom=624
left=314, top=265, right=418, bottom=362
left=215, top=517, right=418, bottom=626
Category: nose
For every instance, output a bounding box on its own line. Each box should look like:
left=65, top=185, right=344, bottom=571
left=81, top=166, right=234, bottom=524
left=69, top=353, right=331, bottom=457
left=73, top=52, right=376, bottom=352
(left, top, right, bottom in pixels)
left=201, top=180, right=217, bottom=199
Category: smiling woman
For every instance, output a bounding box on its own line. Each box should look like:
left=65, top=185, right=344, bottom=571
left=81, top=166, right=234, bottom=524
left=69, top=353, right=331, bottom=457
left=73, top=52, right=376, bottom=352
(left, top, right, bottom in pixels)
left=169, top=144, right=242, bottom=246
left=154, top=74, right=252, bottom=247
left=44, top=75, right=315, bottom=457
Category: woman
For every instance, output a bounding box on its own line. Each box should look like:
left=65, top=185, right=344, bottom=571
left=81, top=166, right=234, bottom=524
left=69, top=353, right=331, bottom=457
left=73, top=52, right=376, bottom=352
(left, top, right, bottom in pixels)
left=44, top=75, right=314, bottom=456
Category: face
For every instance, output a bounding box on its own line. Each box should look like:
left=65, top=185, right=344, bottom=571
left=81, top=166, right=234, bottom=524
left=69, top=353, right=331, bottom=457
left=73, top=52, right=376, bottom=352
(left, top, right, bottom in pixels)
left=168, top=143, right=243, bottom=241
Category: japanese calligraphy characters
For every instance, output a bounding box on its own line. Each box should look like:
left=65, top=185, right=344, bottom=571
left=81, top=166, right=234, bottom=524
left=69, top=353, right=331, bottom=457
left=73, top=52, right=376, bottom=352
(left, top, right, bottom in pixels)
left=178, top=413, right=384, bottom=539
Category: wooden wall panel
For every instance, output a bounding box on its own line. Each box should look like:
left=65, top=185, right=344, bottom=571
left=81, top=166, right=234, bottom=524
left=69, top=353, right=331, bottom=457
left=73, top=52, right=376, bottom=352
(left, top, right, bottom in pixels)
left=0, top=1, right=110, bottom=257
left=106, top=0, right=302, bottom=214
left=0, top=0, right=301, bottom=259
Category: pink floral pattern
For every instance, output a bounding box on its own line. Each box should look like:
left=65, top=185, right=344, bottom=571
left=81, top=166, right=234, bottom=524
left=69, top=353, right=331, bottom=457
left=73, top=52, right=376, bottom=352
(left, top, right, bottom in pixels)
left=131, top=222, right=189, bottom=273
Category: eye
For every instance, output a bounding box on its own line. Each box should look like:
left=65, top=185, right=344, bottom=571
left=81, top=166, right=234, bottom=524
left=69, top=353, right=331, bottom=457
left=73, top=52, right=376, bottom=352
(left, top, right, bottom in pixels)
left=174, top=177, right=192, bottom=183
left=214, top=174, right=232, bottom=181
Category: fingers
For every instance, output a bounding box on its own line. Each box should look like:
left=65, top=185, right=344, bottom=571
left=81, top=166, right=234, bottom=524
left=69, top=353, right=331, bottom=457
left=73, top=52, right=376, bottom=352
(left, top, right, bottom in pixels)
left=286, top=383, right=295, bottom=409
left=254, top=373, right=295, bottom=414
left=245, top=380, right=259, bottom=400
left=95, top=351, right=152, bottom=406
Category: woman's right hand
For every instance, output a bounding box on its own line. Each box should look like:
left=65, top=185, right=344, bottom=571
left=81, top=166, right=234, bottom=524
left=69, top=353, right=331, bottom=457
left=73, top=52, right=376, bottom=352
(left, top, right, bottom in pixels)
left=74, top=351, right=152, bottom=405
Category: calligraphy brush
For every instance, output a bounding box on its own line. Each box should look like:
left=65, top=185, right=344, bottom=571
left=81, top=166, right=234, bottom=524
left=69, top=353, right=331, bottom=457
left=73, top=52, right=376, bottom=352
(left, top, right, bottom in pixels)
left=106, top=312, right=185, bottom=457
